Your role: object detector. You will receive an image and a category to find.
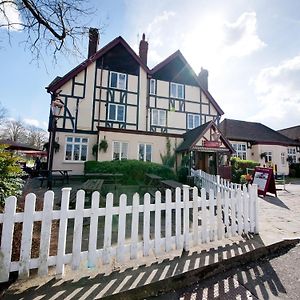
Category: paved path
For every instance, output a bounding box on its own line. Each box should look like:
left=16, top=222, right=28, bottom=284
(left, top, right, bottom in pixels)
left=3, top=181, right=300, bottom=299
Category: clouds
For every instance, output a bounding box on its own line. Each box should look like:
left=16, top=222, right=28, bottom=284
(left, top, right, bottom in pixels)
left=252, top=55, right=300, bottom=129
left=222, top=12, right=266, bottom=58
left=0, top=1, right=22, bottom=31
left=23, top=118, right=48, bottom=129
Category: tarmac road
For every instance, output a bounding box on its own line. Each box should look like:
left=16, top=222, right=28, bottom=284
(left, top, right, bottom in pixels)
left=154, top=243, right=300, bottom=300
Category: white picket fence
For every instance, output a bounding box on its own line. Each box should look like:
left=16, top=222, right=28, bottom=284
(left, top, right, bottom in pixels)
left=0, top=184, right=258, bottom=283
left=191, top=169, right=243, bottom=196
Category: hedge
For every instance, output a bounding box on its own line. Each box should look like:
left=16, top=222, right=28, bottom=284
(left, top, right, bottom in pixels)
left=84, top=160, right=176, bottom=185
left=230, top=157, right=260, bottom=183
left=289, top=163, right=300, bottom=178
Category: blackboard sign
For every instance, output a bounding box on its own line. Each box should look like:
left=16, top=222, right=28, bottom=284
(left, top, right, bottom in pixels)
left=252, top=167, right=276, bottom=197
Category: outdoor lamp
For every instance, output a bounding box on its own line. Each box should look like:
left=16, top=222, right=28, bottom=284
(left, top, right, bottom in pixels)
left=51, top=99, right=63, bottom=117
left=212, top=131, right=220, bottom=141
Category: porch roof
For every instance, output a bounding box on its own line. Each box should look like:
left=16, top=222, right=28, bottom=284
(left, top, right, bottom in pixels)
left=176, top=121, right=234, bottom=153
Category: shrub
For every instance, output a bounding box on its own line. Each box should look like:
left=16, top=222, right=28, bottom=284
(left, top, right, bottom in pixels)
left=84, top=160, right=176, bottom=185
left=289, top=163, right=300, bottom=178
left=0, top=145, right=24, bottom=206
left=230, top=157, right=260, bottom=183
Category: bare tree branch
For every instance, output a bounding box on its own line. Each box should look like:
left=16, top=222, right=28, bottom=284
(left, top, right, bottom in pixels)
left=0, top=0, right=100, bottom=63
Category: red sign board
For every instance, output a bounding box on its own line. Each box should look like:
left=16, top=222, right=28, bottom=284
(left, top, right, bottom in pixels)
left=203, top=141, right=221, bottom=148
left=252, top=167, right=276, bottom=197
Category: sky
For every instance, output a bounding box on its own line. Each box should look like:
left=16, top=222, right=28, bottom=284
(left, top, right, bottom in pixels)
left=1, top=0, right=300, bottom=131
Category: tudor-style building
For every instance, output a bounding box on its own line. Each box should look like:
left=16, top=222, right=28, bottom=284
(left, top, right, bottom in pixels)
left=219, top=119, right=300, bottom=175
left=47, top=29, right=232, bottom=175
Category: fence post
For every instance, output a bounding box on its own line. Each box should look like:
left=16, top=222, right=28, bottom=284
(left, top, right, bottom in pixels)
left=0, top=196, right=17, bottom=282
left=217, top=192, right=223, bottom=240
left=209, top=189, right=215, bottom=241
left=201, top=188, right=208, bottom=243
left=38, top=191, right=54, bottom=276
left=154, top=191, right=162, bottom=255
left=19, top=193, right=36, bottom=279
left=236, top=188, right=243, bottom=235
left=103, top=193, right=114, bottom=264
left=183, top=185, right=190, bottom=251
left=230, top=191, right=237, bottom=236
left=252, top=184, right=259, bottom=234
left=72, top=190, right=85, bottom=270
left=117, top=194, right=127, bottom=263
left=165, top=189, right=172, bottom=252
left=143, top=193, right=151, bottom=256
left=224, top=191, right=229, bottom=238
left=130, top=193, right=139, bottom=259
left=88, top=191, right=100, bottom=269
left=192, top=187, right=199, bottom=247
left=175, top=187, right=182, bottom=249
left=56, top=187, right=71, bottom=278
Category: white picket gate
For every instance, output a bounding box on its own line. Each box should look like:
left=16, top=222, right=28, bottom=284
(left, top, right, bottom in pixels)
left=0, top=184, right=258, bottom=282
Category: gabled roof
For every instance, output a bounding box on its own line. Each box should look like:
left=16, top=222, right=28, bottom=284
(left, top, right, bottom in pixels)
left=0, top=139, right=39, bottom=151
left=278, top=125, right=300, bottom=142
left=151, top=50, right=224, bottom=116
left=176, top=121, right=234, bottom=152
left=219, top=119, right=300, bottom=146
left=47, top=36, right=150, bottom=93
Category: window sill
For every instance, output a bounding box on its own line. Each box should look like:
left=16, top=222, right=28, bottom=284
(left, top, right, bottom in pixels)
left=63, top=161, right=86, bottom=164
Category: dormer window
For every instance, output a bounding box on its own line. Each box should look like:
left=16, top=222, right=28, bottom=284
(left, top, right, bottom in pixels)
left=170, top=82, right=184, bottom=99
left=150, top=79, right=156, bottom=95
left=110, top=71, right=126, bottom=90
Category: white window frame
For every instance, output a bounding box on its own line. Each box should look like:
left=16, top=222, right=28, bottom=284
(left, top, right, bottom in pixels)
left=265, top=151, right=272, bottom=162
left=64, top=136, right=88, bottom=162
left=170, top=82, right=184, bottom=99
left=281, top=152, right=286, bottom=166
left=108, top=103, right=125, bottom=122
left=152, top=109, right=166, bottom=126
left=187, top=114, right=201, bottom=129
left=150, top=79, right=156, bottom=95
left=138, top=143, right=152, bottom=162
left=288, top=148, right=297, bottom=163
left=232, top=143, right=247, bottom=160
left=112, top=141, right=128, bottom=160
left=109, top=71, right=127, bottom=90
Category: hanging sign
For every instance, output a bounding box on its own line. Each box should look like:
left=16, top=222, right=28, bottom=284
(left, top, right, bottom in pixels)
left=203, top=141, right=221, bottom=148
left=252, top=167, right=277, bottom=197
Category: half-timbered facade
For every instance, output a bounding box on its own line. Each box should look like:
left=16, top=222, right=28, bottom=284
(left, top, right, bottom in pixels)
left=47, top=30, right=228, bottom=174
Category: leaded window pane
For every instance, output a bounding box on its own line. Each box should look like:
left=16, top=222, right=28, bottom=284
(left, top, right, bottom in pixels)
left=65, top=144, right=72, bottom=160
left=152, top=110, right=158, bottom=125
left=73, top=144, right=80, bottom=160
left=110, top=72, right=118, bottom=88
left=159, top=110, right=166, bottom=126
left=139, top=144, right=145, bottom=161
left=170, top=83, right=177, bottom=98
left=121, top=143, right=128, bottom=160
left=109, top=104, right=116, bottom=120
left=119, top=74, right=126, bottom=89
left=178, top=84, right=184, bottom=99
left=146, top=144, right=152, bottom=162
left=117, top=105, right=124, bottom=121
left=113, top=142, right=120, bottom=160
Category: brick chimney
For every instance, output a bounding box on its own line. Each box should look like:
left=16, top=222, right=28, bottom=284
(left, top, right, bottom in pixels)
left=88, top=28, right=99, bottom=58
left=198, top=67, right=209, bottom=91
left=139, top=33, right=148, bottom=65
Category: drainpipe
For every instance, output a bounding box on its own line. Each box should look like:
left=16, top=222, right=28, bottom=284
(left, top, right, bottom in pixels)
left=146, top=75, right=151, bottom=131
left=96, top=57, right=104, bottom=161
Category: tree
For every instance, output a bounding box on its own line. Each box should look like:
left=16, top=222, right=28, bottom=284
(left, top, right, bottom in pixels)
left=25, top=125, right=47, bottom=149
left=0, top=101, right=7, bottom=124
left=0, top=0, right=96, bottom=61
left=0, top=144, right=24, bottom=205
left=0, top=119, right=26, bottom=142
